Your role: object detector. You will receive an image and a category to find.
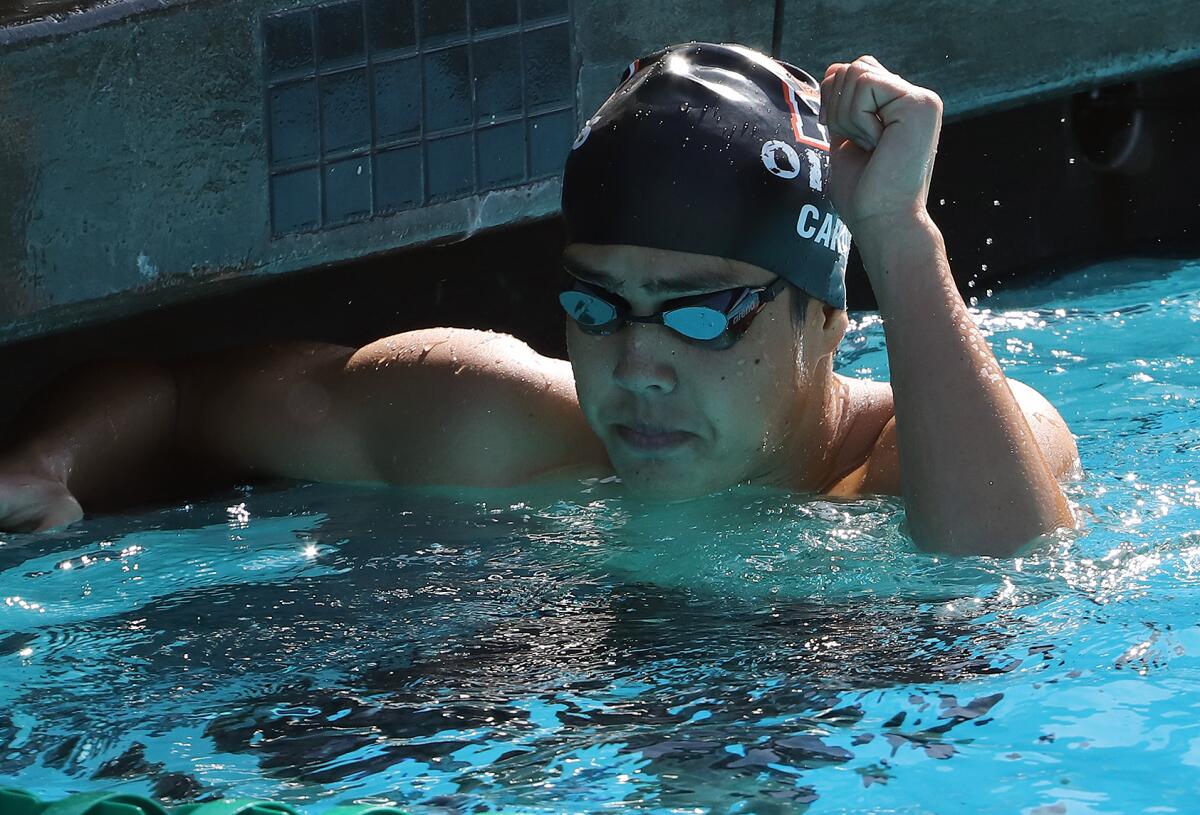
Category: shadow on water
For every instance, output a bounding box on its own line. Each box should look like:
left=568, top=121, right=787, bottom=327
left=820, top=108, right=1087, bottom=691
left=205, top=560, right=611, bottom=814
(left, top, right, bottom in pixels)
left=0, top=482, right=1071, bottom=811
left=5, top=250, right=1200, bottom=809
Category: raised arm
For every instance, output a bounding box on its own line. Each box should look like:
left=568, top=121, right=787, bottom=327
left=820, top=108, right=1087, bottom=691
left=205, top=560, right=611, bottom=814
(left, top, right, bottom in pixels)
left=819, top=56, right=1077, bottom=556
left=0, top=327, right=606, bottom=532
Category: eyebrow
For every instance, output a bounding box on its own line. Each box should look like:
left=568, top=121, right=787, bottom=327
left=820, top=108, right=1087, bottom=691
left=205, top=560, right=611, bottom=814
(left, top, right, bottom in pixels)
left=562, top=257, right=746, bottom=295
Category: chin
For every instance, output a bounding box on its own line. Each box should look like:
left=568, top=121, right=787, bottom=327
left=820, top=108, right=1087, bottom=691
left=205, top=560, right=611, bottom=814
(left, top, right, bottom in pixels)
left=610, top=457, right=730, bottom=502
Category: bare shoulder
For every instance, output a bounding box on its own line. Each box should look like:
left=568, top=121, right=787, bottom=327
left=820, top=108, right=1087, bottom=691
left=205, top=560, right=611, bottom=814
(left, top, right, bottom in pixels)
left=345, top=328, right=574, bottom=406
left=1005, top=378, right=1081, bottom=480
left=827, top=377, right=1079, bottom=497
left=175, top=329, right=607, bottom=489
left=344, top=328, right=609, bottom=486
left=350, top=327, right=560, bottom=377
left=823, top=378, right=897, bottom=497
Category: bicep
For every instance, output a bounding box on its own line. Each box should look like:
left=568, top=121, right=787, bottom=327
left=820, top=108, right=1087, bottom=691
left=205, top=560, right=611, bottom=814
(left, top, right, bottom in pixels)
left=177, top=329, right=603, bottom=488
left=175, top=340, right=380, bottom=483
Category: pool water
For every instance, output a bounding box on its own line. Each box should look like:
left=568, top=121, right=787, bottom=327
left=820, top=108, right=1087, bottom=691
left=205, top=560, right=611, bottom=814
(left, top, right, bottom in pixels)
left=2, top=256, right=1199, bottom=814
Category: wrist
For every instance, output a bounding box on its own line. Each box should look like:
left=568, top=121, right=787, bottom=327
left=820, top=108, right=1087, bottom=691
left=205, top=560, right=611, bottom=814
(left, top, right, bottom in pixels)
left=850, top=209, right=961, bottom=316
left=849, top=207, right=940, bottom=264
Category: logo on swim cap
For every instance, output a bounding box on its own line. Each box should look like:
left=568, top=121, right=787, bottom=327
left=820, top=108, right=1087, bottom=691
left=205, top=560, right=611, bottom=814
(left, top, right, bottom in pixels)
left=572, top=124, right=591, bottom=150
left=561, top=42, right=850, bottom=309
left=803, top=147, right=825, bottom=192
left=760, top=140, right=801, bottom=179
left=796, top=204, right=851, bottom=254
left=573, top=117, right=599, bottom=150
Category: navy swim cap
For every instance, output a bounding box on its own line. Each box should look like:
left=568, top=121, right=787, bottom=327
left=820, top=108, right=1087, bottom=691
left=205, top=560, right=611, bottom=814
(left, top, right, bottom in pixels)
left=562, top=42, right=850, bottom=309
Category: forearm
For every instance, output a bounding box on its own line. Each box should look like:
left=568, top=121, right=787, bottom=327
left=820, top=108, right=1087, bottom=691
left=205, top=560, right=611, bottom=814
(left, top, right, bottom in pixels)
left=859, top=212, right=1073, bottom=555
left=4, top=360, right=182, bottom=507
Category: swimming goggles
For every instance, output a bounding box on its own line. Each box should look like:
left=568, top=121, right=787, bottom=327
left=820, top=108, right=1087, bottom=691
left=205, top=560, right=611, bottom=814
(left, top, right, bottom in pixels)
left=559, top=275, right=789, bottom=349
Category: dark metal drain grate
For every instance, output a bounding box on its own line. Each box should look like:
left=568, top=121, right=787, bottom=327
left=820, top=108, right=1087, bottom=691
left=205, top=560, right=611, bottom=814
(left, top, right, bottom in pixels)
left=263, top=0, right=574, bottom=235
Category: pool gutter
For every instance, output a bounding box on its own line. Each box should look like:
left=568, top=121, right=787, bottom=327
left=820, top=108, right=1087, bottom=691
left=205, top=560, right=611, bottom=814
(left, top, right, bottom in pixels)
left=1, top=0, right=1198, bottom=346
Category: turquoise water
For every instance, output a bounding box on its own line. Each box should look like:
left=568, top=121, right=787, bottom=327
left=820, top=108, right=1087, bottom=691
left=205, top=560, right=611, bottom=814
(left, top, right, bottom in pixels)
left=2, top=257, right=1199, bottom=813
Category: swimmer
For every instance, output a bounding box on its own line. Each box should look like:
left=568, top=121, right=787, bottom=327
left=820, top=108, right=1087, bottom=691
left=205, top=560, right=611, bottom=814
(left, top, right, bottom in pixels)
left=0, top=45, right=1079, bottom=554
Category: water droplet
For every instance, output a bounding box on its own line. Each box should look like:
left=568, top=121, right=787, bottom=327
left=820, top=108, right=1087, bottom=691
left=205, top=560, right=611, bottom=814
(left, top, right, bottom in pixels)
left=938, top=198, right=946, bottom=206
left=1068, top=157, right=1076, bottom=164
left=981, top=264, right=988, bottom=271
left=992, top=200, right=1000, bottom=206
left=986, top=237, right=993, bottom=245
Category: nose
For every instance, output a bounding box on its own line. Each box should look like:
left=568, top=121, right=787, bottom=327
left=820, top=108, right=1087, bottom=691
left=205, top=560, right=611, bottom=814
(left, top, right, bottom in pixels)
left=612, top=323, right=678, bottom=395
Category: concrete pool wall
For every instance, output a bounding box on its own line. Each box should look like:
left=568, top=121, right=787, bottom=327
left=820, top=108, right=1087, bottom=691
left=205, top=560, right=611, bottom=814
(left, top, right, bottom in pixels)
left=0, top=0, right=1198, bottom=348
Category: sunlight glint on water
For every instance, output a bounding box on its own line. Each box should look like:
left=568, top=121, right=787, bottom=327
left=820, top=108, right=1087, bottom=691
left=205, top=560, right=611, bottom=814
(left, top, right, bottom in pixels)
left=1, top=257, right=1199, bottom=814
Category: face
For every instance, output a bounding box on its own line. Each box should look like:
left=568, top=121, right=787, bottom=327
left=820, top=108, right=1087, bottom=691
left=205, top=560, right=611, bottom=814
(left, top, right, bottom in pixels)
left=563, top=243, right=833, bottom=500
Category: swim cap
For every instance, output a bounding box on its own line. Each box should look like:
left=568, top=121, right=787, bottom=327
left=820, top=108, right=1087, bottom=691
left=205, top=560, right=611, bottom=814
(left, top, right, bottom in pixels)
left=562, top=42, right=850, bottom=309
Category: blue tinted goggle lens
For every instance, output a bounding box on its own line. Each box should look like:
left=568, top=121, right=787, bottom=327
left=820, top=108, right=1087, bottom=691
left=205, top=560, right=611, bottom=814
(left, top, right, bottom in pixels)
left=661, top=306, right=728, bottom=340
left=559, top=286, right=734, bottom=342
left=559, top=278, right=783, bottom=348
left=558, top=290, right=620, bottom=333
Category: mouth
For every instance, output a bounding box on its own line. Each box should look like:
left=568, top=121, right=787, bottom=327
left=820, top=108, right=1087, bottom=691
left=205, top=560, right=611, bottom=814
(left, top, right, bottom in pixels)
left=613, top=423, right=697, bottom=453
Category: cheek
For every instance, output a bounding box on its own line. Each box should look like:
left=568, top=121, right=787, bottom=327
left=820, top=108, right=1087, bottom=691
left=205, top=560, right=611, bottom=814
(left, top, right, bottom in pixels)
left=565, top=328, right=610, bottom=409
left=690, top=353, right=776, bottom=433
left=706, top=337, right=801, bottom=443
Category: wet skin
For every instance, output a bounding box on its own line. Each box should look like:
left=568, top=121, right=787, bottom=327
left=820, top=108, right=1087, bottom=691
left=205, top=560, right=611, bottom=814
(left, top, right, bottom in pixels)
left=561, top=243, right=883, bottom=501
left=0, top=245, right=1070, bottom=535
left=0, top=56, right=1080, bottom=554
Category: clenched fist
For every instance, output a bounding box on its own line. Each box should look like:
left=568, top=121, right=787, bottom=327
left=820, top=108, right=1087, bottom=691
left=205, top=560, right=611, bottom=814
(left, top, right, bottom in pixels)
left=820, top=56, right=943, bottom=237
